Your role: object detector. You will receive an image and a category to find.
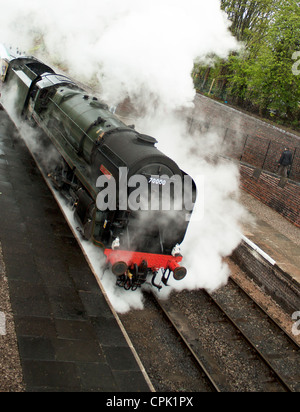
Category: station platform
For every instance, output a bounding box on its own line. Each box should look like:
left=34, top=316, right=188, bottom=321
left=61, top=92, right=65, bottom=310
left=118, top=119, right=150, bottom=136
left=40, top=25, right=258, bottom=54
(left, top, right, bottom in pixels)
left=0, top=110, right=152, bottom=392
left=241, top=191, right=300, bottom=285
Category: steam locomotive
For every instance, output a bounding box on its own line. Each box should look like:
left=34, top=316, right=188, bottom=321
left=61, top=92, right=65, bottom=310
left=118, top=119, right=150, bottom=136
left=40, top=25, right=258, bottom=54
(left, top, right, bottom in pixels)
left=0, top=45, right=197, bottom=291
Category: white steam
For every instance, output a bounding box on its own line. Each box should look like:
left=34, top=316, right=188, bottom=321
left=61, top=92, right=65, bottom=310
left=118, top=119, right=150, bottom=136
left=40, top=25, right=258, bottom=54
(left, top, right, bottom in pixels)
left=0, top=0, right=238, bottom=109
left=0, top=0, right=246, bottom=311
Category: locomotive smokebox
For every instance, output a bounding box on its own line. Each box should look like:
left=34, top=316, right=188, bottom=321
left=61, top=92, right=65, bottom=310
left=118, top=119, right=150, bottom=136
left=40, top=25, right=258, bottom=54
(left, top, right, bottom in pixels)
left=0, top=47, right=197, bottom=291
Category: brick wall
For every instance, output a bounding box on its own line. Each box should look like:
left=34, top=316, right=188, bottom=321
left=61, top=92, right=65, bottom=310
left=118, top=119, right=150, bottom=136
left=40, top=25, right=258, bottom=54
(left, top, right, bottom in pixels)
left=232, top=241, right=300, bottom=314
left=189, top=94, right=300, bottom=181
left=240, top=163, right=300, bottom=227
left=117, top=94, right=300, bottom=227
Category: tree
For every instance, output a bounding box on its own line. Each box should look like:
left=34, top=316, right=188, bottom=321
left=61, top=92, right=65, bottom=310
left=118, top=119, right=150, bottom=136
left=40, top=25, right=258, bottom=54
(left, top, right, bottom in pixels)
left=245, top=0, right=300, bottom=121
left=221, top=0, right=276, bottom=43
left=194, top=0, right=300, bottom=128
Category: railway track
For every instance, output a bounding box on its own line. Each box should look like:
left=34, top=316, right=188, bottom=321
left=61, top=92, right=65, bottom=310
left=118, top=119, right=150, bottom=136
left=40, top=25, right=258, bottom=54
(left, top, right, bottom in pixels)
left=152, top=294, right=225, bottom=392
left=210, top=277, right=300, bottom=391
left=153, top=276, right=300, bottom=392
left=5, top=108, right=299, bottom=392
left=19, top=137, right=300, bottom=392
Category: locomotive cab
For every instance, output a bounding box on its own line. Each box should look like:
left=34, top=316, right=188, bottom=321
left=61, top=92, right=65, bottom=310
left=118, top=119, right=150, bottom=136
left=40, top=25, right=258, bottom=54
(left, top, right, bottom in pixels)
left=0, top=47, right=197, bottom=291
left=31, top=74, right=78, bottom=116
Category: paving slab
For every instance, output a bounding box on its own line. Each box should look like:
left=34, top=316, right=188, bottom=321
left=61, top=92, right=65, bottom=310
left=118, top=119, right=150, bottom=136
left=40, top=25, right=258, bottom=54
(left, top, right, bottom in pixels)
left=0, top=110, right=151, bottom=392
left=241, top=191, right=300, bottom=284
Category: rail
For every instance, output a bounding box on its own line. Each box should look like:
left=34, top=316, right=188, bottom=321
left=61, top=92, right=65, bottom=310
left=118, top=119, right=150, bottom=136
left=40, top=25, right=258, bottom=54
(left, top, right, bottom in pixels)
left=153, top=274, right=300, bottom=392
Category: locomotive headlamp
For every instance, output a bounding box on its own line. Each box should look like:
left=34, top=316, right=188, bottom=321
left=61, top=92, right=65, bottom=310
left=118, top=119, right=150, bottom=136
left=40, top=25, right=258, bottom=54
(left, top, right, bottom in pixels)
left=0, top=47, right=196, bottom=293
left=112, top=261, right=128, bottom=277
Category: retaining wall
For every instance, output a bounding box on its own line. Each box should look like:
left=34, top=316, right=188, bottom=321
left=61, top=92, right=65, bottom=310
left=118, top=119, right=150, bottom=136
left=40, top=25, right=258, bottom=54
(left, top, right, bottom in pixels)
left=233, top=240, right=300, bottom=315
left=240, top=163, right=300, bottom=227
left=189, top=95, right=300, bottom=181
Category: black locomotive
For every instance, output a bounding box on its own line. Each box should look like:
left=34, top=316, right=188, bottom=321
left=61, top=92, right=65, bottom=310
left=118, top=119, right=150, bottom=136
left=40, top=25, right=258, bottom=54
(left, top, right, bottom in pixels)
left=0, top=45, right=197, bottom=291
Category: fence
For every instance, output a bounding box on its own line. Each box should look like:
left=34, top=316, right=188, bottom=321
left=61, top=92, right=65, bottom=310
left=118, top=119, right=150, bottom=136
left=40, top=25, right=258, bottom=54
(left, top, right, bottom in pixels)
left=226, top=131, right=300, bottom=182
left=187, top=117, right=300, bottom=182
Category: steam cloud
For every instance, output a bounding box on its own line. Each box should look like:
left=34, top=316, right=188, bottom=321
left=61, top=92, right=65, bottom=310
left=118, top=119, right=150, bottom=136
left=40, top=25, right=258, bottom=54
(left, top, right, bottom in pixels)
left=0, top=0, right=246, bottom=311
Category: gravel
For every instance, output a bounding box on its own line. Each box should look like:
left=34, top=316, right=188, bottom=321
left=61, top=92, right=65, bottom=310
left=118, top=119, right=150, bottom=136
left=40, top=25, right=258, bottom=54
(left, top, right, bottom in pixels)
left=120, top=294, right=215, bottom=392
left=165, top=288, right=287, bottom=392
left=0, top=243, right=25, bottom=392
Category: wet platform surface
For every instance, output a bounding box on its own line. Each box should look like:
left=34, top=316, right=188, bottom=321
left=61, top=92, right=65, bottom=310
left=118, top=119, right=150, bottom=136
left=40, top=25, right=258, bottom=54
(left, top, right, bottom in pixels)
left=241, top=192, right=300, bottom=284
left=0, top=110, right=151, bottom=392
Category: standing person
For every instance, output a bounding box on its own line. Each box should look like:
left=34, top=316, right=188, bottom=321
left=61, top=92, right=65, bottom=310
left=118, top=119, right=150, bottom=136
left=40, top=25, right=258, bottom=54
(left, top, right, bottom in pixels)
left=278, top=148, right=293, bottom=178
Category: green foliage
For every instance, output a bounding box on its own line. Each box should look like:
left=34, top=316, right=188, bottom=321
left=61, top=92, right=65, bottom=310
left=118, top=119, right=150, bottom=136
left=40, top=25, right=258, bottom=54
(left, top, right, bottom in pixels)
left=221, top=0, right=276, bottom=42
left=194, top=0, right=300, bottom=128
left=247, top=0, right=300, bottom=118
